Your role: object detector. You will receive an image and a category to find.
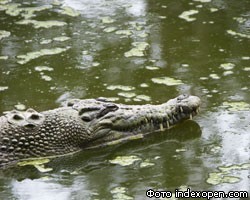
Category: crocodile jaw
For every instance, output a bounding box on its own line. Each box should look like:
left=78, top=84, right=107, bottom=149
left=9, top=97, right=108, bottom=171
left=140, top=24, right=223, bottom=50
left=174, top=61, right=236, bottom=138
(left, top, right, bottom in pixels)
left=85, top=95, right=201, bottom=148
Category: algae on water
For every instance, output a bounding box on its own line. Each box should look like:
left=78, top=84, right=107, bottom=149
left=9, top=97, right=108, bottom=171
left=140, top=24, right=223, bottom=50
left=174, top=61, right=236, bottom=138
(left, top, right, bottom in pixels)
left=124, top=42, right=149, bottom=57
left=17, top=47, right=70, bottom=64
left=221, top=101, right=250, bottom=111
left=107, top=85, right=135, bottom=91
left=109, top=155, right=141, bottom=166
left=53, top=36, right=71, bottom=42
left=179, top=10, right=199, bottom=22
left=101, top=16, right=115, bottom=24
left=60, top=6, right=80, bottom=17
left=151, top=77, right=183, bottom=86
left=111, top=186, right=133, bottom=200
left=17, top=158, right=53, bottom=172
left=206, top=163, right=250, bottom=185
left=103, top=27, right=117, bottom=33
left=0, top=30, right=11, bottom=40
left=16, top=19, right=67, bottom=29
left=227, top=30, right=250, bottom=39
left=0, top=86, right=8, bottom=92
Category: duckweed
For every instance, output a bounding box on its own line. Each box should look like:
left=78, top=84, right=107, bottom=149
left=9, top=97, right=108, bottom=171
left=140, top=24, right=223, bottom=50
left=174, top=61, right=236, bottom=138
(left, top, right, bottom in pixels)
left=134, top=95, right=151, bottom=102
left=17, top=158, right=53, bottom=172
left=109, top=155, right=141, bottom=166
left=115, top=30, right=132, bottom=36
left=0, top=86, right=8, bottom=91
left=118, top=92, right=136, bottom=98
left=60, top=6, right=80, bottom=17
left=220, top=63, right=235, bottom=70
left=111, top=187, right=133, bottom=200
left=227, top=30, right=250, bottom=39
left=0, top=30, right=11, bottom=40
left=151, top=77, right=183, bottom=86
left=101, top=16, right=115, bottom=24
left=124, top=42, right=149, bottom=57
left=178, top=10, right=199, bottom=22
left=222, top=101, right=250, bottom=111
left=14, top=103, right=26, bottom=111
left=0, top=56, right=8, bottom=60
left=53, top=36, right=71, bottom=42
left=16, top=19, right=67, bottom=29
left=193, top=0, right=211, bottom=2
left=209, top=73, right=220, bottom=80
left=206, top=163, right=250, bottom=185
left=17, top=47, right=70, bottom=64
left=107, top=85, right=135, bottom=91
left=34, top=66, right=54, bottom=72
left=41, top=75, right=52, bottom=81
left=139, top=159, right=155, bottom=168
left=103, top=27, right=117, bottom=33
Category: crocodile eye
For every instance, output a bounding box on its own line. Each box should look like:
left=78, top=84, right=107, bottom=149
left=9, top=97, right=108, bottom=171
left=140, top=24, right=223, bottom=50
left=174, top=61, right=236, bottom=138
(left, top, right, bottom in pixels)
left=67, top=102, right=74, bottom=107
left=106, top=103, right=118, bottom=110
left=96, top=104, right=118, bottom=118
left=78, top=107, right=100, bottom=116
left=81, top=115, right=92, bottom=122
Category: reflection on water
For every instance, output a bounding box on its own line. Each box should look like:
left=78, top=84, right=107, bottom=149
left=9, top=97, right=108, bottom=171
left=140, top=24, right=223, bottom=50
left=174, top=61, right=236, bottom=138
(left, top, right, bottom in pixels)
left=12, top=179, right=71, bottom=200
left=1, top=0, right=250, bottom=199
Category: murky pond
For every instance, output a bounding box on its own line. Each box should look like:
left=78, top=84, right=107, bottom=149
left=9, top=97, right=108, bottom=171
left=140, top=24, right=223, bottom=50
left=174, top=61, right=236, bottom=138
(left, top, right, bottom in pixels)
left=0, top=0, right=249, bottom=199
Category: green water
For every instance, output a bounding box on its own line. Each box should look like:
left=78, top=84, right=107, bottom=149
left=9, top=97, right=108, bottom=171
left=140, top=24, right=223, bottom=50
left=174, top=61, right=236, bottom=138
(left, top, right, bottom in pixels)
left=0, top=0, right=249, bottom=199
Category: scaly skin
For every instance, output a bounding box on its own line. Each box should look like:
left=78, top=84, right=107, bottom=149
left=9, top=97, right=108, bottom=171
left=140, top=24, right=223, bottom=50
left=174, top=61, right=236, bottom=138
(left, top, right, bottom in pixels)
left=0, top=94, right=200, bottom=168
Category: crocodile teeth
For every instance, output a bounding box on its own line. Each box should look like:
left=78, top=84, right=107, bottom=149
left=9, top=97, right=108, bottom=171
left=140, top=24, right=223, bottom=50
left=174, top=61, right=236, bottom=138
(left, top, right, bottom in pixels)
left=190, top=114, right=193, bottom=120
left=166, top=121, right=170, bottom=129
left=160, top=123, right=164, bottom=131
left=196, top=107, right=200, bottom=114
left=180, top=106, right=183, bottom=112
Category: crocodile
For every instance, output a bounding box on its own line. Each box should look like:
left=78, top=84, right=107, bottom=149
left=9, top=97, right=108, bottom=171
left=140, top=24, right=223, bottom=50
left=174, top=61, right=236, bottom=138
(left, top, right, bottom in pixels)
left=0, top=94, right=200, bottom=168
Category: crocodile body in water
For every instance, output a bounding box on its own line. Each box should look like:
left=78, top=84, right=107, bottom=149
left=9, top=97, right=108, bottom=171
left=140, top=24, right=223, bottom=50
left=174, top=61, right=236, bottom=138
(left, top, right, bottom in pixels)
left=0, top=94, right=200, bottom=168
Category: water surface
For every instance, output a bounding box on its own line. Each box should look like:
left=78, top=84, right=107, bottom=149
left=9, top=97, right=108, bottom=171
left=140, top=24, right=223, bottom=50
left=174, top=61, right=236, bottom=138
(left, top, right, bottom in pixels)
left=0, top=0, right=249, bottom=199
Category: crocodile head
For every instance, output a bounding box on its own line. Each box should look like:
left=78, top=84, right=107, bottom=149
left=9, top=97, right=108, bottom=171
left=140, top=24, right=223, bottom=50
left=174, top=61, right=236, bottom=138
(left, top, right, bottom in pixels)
left=67, top=94, right=201, bottom=148
left=0, top=94, right=200, bottom=168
